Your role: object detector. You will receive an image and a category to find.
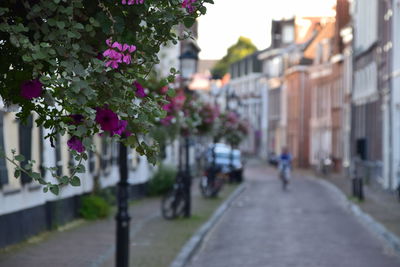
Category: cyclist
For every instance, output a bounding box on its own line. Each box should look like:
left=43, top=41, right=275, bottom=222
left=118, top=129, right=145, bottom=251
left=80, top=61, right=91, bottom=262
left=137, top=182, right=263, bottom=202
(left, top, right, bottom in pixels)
left=278, top=147, right=292, bottom=190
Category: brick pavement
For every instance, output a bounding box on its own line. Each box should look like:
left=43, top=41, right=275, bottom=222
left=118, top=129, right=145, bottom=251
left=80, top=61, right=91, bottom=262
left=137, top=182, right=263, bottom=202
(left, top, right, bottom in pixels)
left=188, top=164, right=400, bottom=267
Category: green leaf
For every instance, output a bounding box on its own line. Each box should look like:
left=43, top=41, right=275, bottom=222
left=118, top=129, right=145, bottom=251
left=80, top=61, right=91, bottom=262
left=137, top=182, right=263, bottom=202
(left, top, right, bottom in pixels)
left=76, top=164, right=86, bottom=173
left=73, top=23, right=84, bottom=30
left=50, top=185, right=59, bottom=195
left=199, top=6, right=207, bottom=15
left=183, top=17, right=196, bottom=28
left=43, top=187, right=48, bottom=193
left=60, top=176, right=69, bottom=185
left=56, top=21, right=66, bottom=29
left=24, top=164, right=32, bottom=170
left=14, top=170, right=20, bottom=178
left=31, top=172, right=41, bottom=180
left=38, top=179, right=47, bottom=185
left=15, top=155, right=25, bottom=162
left=70, top=176, right=81, bottom=186
left=0, top=8, right=9, bottom=16
left=47, top=18, right=56, bottom=26
left=85, top=24, right=93, bottom=32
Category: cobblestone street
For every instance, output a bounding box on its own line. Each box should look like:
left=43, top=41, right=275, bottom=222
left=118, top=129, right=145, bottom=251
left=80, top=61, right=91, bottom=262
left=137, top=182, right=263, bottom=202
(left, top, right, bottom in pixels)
left=188, top=164, right=400, bottom=267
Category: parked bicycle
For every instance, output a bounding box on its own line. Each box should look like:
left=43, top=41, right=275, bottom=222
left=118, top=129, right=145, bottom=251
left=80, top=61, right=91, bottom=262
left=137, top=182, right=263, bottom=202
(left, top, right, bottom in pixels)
left=199, top=143, right=242, bottom=198
left=199, top=165, right=229, bottom=198
left=161, top=171, right=188, bottom=220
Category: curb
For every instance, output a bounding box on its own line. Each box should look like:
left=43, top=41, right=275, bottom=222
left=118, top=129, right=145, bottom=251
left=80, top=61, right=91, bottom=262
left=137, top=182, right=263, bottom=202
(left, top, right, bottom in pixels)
left=170, top=183, right=247, bottom=267
left=315, top=177, right=400, bottom=256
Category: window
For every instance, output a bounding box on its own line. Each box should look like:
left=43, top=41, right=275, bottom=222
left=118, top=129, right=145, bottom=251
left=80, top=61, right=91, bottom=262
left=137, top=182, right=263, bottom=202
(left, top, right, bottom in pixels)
left=101, top=137, right=112, bottom=175
left=282, top=25, right=294, bottom=44
left=355, top=0, right=378, bottom=51
left=19, top=116, right=33, bottom=184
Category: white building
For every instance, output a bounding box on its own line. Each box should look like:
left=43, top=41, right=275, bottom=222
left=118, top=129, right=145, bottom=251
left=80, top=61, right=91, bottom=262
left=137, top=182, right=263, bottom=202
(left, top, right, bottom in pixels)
left=228, top=52, right=268, bottom=159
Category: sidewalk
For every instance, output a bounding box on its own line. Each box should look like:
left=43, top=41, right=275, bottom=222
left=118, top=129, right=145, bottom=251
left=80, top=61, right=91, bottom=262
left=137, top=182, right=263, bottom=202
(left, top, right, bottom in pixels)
left=303, top=169, right=400, bottom=239
left=0, top=181, right=238, bottom=267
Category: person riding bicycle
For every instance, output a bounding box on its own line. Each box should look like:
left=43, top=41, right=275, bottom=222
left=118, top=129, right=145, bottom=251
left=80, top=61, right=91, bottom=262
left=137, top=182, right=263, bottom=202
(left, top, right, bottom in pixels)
left=278, top=147, right=292, bottom=185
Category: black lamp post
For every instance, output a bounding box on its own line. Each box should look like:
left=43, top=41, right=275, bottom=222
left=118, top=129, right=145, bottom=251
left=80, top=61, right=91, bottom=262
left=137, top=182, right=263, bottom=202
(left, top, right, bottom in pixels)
left=116, top=142, right=130, bottom=267
left=179, top=48, right=198, bottom=218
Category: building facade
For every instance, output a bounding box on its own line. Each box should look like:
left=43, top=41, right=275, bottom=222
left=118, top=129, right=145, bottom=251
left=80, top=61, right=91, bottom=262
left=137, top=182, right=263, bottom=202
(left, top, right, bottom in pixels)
left=229, top=52, right=267, bottom=157
left=350, top=0, right=388, bottom=187
left=390, top=0, right=400, bottom=190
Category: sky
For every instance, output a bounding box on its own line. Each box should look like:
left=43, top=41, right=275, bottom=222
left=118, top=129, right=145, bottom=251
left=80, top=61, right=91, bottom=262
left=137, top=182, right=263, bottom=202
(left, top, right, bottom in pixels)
left=197, top=0, right=336, bottom=60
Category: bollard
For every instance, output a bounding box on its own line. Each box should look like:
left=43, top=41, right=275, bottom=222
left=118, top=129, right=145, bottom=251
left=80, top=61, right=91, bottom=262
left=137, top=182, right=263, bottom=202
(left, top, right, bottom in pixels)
left=357, top=178, right=364, bottom=201
left=352, top=177, right=358, bottom=198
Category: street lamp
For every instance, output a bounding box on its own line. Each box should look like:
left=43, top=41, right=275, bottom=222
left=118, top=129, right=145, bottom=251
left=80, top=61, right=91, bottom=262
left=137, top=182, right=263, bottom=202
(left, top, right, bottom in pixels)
left=179, top=50, right=199, bottom=81
left=179, top=47, right=199, bottom=218
left=116, top=142, right=130, bottom=267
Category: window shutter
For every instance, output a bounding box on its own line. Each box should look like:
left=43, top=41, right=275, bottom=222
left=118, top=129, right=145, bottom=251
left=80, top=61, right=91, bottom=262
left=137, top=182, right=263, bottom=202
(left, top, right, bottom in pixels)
left=39, top=127, right=46, bottom=177
left=101, top=138, right=110, bottom=174
left=0, top=113, right=8, bottom=186
left=20, top=116, right=33, bottom=184
left=89, top=149, right=95, bottom=173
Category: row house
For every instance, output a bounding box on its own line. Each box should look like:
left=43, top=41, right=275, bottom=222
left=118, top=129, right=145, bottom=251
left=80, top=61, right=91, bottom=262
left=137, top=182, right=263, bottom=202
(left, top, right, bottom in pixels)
left=228, top=52, right=268, bottom=158
left=258, top=48, right=285, bottom=157
left=307, top=1, right=350, bottom=172
left=285, top=60, right=311, bottom=168
left=384, top=0, right=400, bottom=190
left=258, top=18, right=296, bottom=157
left=351, top=0, right=390, bottom=187
left=259, top=16, right=329, bottom=167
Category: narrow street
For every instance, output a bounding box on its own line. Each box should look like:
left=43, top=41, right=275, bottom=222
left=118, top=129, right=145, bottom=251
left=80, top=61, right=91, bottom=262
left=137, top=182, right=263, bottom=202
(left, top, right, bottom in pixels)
left=187, top=163, right=400, bottom=267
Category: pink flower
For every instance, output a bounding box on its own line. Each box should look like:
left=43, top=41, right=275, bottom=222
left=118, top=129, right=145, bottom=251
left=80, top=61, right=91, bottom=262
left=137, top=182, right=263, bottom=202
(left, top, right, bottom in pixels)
left=95, top=107, right=119, bottom=132
left=112, top=120, right=128, bottom=136
left=67, top=136, right=85, bottom=153
left=122, top=44, right=136, bottom=53
left=159, top=86, right=169, bottom=95
left=160, top=115, right=174, bottom=126
left=162, top=103, right=173, bottom=112
left=21, top=79, right=43, bottom=99
left=134, top=81, right=147, bottom=98
left=171, top=93, right=186, bottom=110
left=105, top=60, right=120, bottom=69
left=103, top=39, right=135, bottom=69
left=112, top=41, right=123, bottom=51
left=182, top=0, right=197, bottom=13
left=123, top=54, right=132, bottom=64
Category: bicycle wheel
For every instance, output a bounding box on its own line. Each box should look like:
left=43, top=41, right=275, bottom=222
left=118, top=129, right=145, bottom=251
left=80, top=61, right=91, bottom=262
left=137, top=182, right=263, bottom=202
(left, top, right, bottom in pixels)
left=200, top=176, right=213, bottom=198
left=161, top=189, right=185, bottom=220
left=210, top=177, right=224, bottom=197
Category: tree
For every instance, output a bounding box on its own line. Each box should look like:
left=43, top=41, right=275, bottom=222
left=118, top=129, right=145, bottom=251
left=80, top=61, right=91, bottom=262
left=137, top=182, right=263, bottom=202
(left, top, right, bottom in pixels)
left=211, top=36, right=258, bottom=78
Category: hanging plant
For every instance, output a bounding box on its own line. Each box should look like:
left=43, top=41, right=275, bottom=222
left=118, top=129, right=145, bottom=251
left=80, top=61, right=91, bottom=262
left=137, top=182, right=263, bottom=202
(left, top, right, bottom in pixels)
left=0, top=0, right=213, bottom=194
